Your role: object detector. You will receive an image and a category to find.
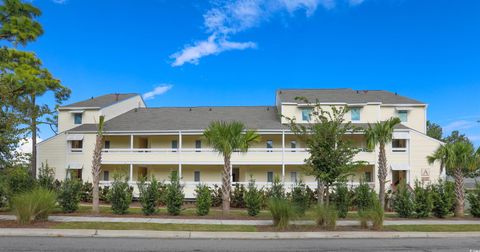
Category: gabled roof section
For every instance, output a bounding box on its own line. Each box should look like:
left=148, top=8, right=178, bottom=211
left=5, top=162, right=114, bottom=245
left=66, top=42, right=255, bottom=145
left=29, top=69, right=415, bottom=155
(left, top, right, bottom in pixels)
left=277, top=88, right=425, bottom=105
left=60, top=93, right=139, bottom=109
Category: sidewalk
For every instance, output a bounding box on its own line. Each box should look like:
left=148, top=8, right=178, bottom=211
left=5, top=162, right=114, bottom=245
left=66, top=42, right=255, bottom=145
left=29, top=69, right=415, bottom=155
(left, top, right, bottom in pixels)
left=1, top=215, right=479, bottom=226
left=0, top=228, right=480, bottom=239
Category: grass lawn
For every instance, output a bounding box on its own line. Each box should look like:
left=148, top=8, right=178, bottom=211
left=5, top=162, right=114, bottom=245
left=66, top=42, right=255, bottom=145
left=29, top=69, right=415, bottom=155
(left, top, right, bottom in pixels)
left=52, top=222, right=256, bottom=232
left=384, top=225, right=480, bottom=232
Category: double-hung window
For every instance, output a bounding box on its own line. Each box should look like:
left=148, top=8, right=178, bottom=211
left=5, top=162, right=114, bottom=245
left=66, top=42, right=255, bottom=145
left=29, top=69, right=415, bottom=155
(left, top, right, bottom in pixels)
left=171, top=140, right=178, bottom=152
left=103, top=171, right=110, bottom=181
left=267, top=171, right=274, bottom=183
left=195, top=140, right=201, bottom=152
left=290, top=172, right=297, bottom=183
left=290, top=141, right=296, bottom=152
left=194, top=171, right=200, bottom=182
left=392, top=139, right=407, bottom=152
left=73, top=113, right=82, bottom=124
left=398, top=110, right=408, bottom=122
left=301, top=109, right=312, bottom=122
left=350, top=107, right=361, bottom=121
left=266, top=140, right=273, bottom=152
left=70, top=140, right=83, bottom=152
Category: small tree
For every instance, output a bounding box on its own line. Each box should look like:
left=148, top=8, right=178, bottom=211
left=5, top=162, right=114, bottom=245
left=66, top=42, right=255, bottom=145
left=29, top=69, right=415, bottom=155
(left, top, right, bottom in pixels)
left=291, top=179, right=309, bottom=216
left=137, top=176, right=160, bottom=216
left=57, top=178, right=81, bottom=213
left=467, top=183, right=480, bottom=218
left=195, top=184, right=212, bottom=216
left=4, top=166, right=35, bottom=203
left=431, top=180, right=455, bottom=218
left=413, top=181, right=433, bottom=218
left=38, top=162, right=55, bottom=190
left=354, top=181, right=375, bottom=212
left=244, top=177, right=262, bottom=216
left=108, top=174, right=132, bottom=215
left=166, top=172, right=184, bottom=215
left=392, top=182, right=414, bottom=218
left=268, top=175, right=285, bottom=199
left=334, top=183, right=350, bottom=218
left=285, top=101, right=363, bottom=205
left=230, top=183, right=245, bottom=208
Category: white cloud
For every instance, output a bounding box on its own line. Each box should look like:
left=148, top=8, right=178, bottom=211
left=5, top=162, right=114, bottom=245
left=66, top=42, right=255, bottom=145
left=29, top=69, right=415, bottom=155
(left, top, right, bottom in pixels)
left=16, top=137, right=42, bottom=155
left=143, top=84, right=173, bottom=100
left=171, top=35, right=256, bottom=66
left=443, top=120, right=479, bottom=132
left=171, top=0, right=366, bottom=66
left=52, top=0, right=67, bottom=4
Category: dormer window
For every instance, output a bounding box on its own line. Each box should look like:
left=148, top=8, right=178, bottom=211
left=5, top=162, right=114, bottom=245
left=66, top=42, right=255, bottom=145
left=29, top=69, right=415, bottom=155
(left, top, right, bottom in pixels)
left=351, top=107, right=361, bottom=121
left=74, top=113, right=83, bottom=124
left=301, top=108, right=312, bottom=121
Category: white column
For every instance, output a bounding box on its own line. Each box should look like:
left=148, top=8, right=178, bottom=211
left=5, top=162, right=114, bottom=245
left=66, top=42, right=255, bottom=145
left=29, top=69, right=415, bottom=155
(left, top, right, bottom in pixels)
left=178, top=130, right=182, bottom=179
left=129, top=163, right=133, bottom=182
left=130, top=135, right=134, bottom=149
left=281, top=130, right=286, bottom=183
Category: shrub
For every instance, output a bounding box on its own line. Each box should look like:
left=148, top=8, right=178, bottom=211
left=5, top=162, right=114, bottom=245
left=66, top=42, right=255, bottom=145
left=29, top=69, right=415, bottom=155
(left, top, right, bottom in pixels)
left=211, top=184, right=222, bottom=207
left=268, top=175, right=285, bottom=199
left=12, top=188, right=56, bottom=224
left=108, top=175, right=132, bottom=215
left=305, top=186, right=317, bottom=206
left=268, top=198, right=295, bottom=230
left=137, top=177, right=160, bottom=215
left=80, top=182, right=93, bottom=203
left=230, top=183, right=245, bottom=208
left=354, top=181, right=375, bottom=212
left=166, top=173, right=184, bottom=215
left=4, top=167, right=35, bottom=203
left=431, top=180, right=455, bottom=218
left=57, top=179, right=82, bottom=213
left=195, top=184, right=212, bottom=216
left=314, top=204, right=337, bottom=230
left=360, top=196, right=384, bottom=230
left=413, top=181, right=433, bottom=218
left=38, top=162, right=56, bottom=191
left=244, top=178, right=263, bottom=216
left=0, top=179, right=7, bottom=208
left=100, top=186, right=110, bottom=203
left=393, top=182, right=414, bottom=218
left=334, top=183, right=350, bottom=218
left=157, top=182, right=167, bottom=206
left=467, top=183, right=480, bottom=218
left=291, top=180, right=309, bottom=216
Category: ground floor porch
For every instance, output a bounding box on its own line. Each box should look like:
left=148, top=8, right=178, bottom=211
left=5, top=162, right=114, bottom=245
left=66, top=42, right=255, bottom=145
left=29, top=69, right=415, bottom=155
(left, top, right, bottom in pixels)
left=97, top=164, right=376, bottom=198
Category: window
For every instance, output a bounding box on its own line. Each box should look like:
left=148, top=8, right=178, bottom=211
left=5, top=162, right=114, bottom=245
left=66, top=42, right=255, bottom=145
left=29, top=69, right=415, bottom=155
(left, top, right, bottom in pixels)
left=267, top=172, right=274, bottom=183
left=266, top=140, right=273, bottom=152
left=194, top=171, right=200, bottom=182
left=195, top=140, right=201, bottom=152
left=103, top=171, right=110, bottom=181
left=104, top=140, right=110, bottom=149
left=73, top=113, right=82, bottom=124
left=398, top=110, right=408, bottom=122
left=351, top=107, right=361, bottom=121
left=301, top=109, right=312, bottom=121
left=290, top=172, right=297, bottom=183
left=392, top=139, right=407, bottom=152
left=70, top=140, right=83, bottom=152
left=364, top=172, right=372, bottom=182
left=290, top=141, right=296, bottom=152
left=171, top=140, right=178, bottom=152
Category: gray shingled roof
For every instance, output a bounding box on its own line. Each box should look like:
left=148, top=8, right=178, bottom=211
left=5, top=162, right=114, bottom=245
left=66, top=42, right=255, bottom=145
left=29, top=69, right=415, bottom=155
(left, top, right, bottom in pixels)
left=68, top=106, right=409, bottom=133
left=277, top=89, right=424, bottom=105
left=61, top=93, right=139, bottom=109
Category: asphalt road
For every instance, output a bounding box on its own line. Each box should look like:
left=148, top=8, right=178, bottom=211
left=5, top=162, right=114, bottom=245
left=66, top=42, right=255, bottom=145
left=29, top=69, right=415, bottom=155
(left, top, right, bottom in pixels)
left=0, top=237, right=479, bottom=252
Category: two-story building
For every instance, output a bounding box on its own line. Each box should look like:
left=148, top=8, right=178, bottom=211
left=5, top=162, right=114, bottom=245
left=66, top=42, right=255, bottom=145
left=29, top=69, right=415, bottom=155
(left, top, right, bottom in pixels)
left=37, top=89, right=444, bottom=197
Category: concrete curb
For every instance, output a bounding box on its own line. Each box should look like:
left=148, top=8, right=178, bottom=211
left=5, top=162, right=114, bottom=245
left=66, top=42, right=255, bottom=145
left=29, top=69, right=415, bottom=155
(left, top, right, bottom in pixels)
left=1, top=228, right=480, bottom=239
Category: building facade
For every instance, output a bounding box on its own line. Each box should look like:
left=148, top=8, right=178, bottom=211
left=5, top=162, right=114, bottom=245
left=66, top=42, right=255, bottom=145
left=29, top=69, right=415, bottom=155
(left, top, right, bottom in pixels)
left=37, top=89, right=444, bottom=197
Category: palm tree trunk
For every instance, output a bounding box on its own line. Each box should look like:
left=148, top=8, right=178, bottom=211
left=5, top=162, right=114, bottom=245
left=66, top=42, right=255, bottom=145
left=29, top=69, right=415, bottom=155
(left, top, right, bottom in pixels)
left=222, top=155, right=231, bottom=212
left=378, top=142, right=387, bottom=209
left=453, top=167, right=465, bottom=217
left=91, top=134, right=102, bottom=214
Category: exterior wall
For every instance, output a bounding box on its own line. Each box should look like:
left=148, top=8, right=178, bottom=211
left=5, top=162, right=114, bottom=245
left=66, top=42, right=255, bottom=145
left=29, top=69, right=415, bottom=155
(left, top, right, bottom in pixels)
left=58, top=109, right=100, bottom=133
left=37, top=133, right=68, bottom=180
left=100, top=96, right=145, bottom=122
left=408, top=130, right=443, bottom=185
left=380, top=106, right=426, bottom=133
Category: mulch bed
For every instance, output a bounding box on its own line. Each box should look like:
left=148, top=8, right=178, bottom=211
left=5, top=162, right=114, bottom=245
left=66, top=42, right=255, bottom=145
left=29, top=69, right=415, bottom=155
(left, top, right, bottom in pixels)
left=256, top=225, right=372, bottom=232
left=0, top=220, right=57, bottom=229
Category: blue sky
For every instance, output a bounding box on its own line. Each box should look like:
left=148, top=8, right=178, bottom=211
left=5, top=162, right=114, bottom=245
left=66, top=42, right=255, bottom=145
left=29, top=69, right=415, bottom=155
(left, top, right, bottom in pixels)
left=23, top=0, right=480, bottom=145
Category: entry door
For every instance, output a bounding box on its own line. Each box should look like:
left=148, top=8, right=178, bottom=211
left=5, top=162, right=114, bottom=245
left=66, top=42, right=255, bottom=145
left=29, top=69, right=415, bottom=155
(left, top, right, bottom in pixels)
left=232, top=167, right=240, bottom=182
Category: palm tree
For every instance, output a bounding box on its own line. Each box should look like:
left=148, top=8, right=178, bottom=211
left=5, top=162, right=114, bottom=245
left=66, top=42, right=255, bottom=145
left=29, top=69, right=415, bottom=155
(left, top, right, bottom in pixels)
left=91, top=116, right=105, bottom=214
left=204, top=121, right=260, bottom=212
left=365, top=117, right=401, bottom=209
left=428, top=141, right=477, bottom=217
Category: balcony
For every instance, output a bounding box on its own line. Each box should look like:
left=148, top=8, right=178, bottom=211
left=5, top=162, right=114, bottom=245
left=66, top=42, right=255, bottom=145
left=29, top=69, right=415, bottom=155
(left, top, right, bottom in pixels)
left=101, top=147, right=376, bottom=165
